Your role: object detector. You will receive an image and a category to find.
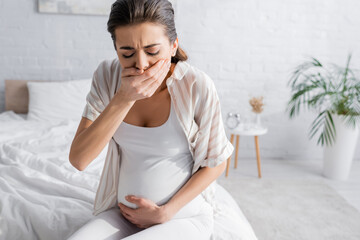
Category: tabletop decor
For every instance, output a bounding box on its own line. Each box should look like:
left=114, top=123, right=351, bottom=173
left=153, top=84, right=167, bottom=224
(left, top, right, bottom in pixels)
left=226, top=112, right=241, bottom=130
left=249, top=96, right=264, bottom=127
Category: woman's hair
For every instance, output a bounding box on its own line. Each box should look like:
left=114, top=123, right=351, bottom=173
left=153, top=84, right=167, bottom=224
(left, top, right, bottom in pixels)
left=107, top=0, right=188, bottom=63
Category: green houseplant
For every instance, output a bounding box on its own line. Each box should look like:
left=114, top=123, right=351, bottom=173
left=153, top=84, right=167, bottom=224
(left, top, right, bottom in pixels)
left=286, top=53, right=360, bottom=180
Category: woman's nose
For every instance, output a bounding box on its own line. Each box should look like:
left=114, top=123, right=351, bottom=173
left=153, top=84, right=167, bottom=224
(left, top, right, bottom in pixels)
left=134, top=52, right=149, bottom=72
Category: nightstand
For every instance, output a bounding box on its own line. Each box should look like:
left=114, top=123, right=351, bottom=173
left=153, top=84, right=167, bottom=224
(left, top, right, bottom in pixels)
left=225, top=125, right=268, bottom=178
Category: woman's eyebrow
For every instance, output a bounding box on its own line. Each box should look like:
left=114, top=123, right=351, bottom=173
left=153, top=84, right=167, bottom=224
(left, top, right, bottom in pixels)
left=119, top=43, right=161, bottom=50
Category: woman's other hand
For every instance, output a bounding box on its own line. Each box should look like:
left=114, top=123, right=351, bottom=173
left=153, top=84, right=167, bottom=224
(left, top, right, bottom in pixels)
left=118, top=195, right=173, bottom=229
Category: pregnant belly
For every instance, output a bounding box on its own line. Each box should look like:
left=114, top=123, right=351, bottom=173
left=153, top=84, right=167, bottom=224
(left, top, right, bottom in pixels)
left=117, top=156, right=193, bottom=209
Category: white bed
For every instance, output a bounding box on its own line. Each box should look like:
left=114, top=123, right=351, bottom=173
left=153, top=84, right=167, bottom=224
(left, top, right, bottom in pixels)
left=0, top=111, right=108, bottom=239
left=0, top=80, right=258, bottom=240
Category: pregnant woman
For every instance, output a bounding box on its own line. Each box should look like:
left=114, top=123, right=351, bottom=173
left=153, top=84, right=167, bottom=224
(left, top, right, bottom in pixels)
left=67, top=0, right=243, bottom=239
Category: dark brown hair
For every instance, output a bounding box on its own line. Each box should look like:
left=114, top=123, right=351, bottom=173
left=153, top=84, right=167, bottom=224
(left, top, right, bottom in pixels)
left=107, top=0, right=188, bottom=63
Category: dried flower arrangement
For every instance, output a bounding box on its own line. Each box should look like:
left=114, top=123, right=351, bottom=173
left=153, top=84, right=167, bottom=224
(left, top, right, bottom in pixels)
left=249, top=96, right=264, bottom=114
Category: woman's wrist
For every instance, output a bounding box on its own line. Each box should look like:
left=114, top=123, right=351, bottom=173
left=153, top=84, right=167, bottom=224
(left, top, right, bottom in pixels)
left=160, top=203, right=177, bottom=223
left=113, top=92, right=135, bottom=106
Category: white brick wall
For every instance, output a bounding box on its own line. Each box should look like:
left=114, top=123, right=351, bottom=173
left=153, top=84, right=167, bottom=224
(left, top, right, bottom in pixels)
left=1, top=0, right=359, bottom=160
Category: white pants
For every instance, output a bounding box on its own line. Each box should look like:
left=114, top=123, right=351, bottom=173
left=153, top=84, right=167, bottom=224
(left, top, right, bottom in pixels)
left=67, top=194, right=214, bottom=240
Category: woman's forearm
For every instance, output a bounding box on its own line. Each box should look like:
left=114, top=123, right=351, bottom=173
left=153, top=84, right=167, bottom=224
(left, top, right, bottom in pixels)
left=163, top=160, right=227, bottom=218
left=69, top=95, right=135, bottom=171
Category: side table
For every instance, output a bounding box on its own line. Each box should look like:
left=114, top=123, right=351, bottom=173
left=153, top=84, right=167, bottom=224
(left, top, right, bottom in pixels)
left=225, top=125, right=268, bottom=178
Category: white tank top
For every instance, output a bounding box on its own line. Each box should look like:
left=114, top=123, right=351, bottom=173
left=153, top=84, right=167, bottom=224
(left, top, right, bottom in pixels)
left=113, top=100, right=194, bottom=209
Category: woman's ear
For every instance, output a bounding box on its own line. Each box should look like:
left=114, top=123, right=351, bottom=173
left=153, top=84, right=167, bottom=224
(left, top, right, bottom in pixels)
left=172, top=37, right=179, bottom=56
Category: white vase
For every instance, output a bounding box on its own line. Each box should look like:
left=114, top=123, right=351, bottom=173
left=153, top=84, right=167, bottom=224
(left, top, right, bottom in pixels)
left=323, top=114, right=360, bottom=181
left=255, top=114, right=261, bottom=128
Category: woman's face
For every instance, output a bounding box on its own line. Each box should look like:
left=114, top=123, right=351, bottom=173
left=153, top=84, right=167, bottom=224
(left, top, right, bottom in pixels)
left=114, top=22, right=178, bottom=71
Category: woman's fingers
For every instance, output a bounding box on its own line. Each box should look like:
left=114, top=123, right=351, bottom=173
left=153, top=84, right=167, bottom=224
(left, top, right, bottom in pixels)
left=142, top=59, right=170, bottom=88
left=117, top=58, right=170, bottom=101
left=119, top=204, right=135, bottom=218
left=144, top=61, right=170, bottom=96
left=136, top=224, right=151, bottom=229
left=137, top=59, right=168, bottom=83
left=121, top=58, right=166, bottom=79
left=120, top=67, right=141, bottom=78
left=121, top=210, right=136, bottom=224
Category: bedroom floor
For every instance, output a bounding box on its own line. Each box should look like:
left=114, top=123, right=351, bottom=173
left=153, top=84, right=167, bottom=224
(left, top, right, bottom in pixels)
left=218, top=158, right=360, bottom=212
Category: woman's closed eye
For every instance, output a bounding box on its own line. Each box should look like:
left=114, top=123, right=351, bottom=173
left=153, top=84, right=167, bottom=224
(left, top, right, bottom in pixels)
left=122, top=50, right=160, bottom=58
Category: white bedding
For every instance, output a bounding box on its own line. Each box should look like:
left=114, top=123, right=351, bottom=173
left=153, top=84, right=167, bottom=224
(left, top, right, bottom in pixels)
left=0, top=110, right=257, bottom=240
left=0, top=111, right=108, bottom=240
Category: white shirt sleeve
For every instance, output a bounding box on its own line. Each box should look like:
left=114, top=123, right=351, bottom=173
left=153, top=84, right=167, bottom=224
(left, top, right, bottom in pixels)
left=82, top=61, right=109, bottom=122
left=194, top=72, right=234, bottom=168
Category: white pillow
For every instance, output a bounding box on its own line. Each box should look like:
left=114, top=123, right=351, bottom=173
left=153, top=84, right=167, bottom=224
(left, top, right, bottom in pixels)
left=27, top=79, right=92, bottom=122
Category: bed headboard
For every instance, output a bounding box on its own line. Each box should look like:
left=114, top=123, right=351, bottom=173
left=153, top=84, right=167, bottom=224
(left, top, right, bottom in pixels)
left=5, top=79, right=55, bottom=114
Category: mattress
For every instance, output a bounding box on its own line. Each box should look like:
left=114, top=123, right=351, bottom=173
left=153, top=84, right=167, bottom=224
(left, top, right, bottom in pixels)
left=0, top=110, right=258, bottom=240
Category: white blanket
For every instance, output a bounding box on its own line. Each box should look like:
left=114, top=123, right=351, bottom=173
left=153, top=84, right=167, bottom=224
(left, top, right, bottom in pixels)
left=0, top=111, right=257, bottom=240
